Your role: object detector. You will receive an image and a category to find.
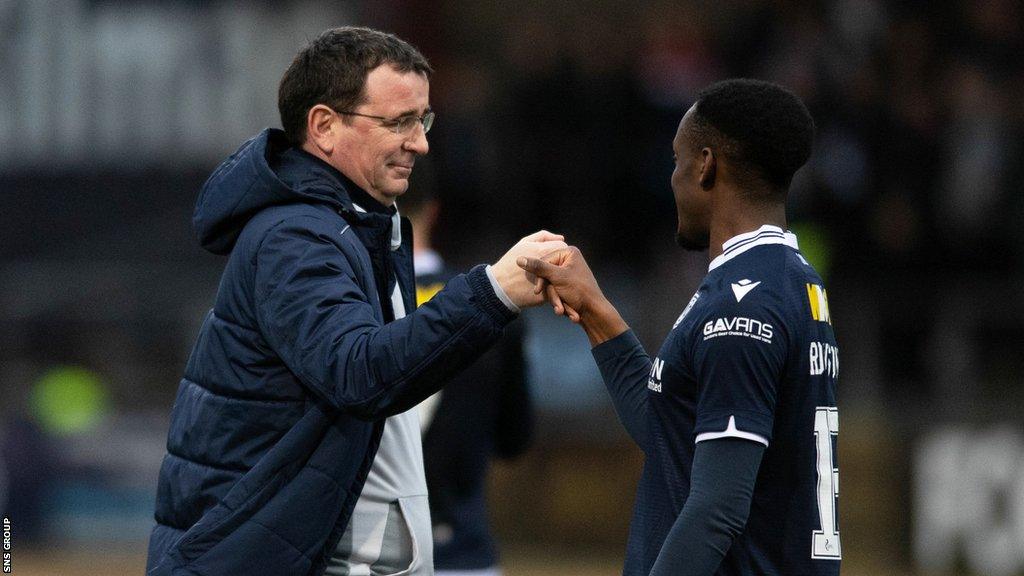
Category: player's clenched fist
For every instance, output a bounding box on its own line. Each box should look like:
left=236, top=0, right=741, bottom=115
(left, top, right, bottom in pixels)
left=515, top=246, right=597, bottom=320
left=490, top=230, right=568, bottom=308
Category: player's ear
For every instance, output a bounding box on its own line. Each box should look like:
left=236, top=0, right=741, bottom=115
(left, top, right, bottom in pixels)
left=307, top=104, right=337, bottom=154
left=699, top=147, right=717, bottom=190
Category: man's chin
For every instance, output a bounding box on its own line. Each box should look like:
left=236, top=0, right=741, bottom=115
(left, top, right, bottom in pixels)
left=382, top=180, right=410, bottom=198
left=675, top=232, right=709, bottom=251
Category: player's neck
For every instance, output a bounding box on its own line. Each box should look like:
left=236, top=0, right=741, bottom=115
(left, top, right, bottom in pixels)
left=707, top=202, right=787, bottom=261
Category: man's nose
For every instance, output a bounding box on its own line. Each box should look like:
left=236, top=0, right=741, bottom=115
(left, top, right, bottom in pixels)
left=403, top=124, right=429, bottom=155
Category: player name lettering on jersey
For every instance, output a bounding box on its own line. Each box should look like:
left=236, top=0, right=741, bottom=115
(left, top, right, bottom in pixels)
left=647, top=357, right=665, bottom=392
left=702, top=317, right=774, bottom=343
left=809, top=342, right=839, bottom=378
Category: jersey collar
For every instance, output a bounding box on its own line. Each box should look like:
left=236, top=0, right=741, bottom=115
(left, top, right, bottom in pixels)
left=708, top=224, right=799, bottom=271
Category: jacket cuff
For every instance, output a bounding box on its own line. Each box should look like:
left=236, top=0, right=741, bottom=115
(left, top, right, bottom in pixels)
left=484, top=265, right=521, bottom=313
left=468, top=265, right=518, bottom=324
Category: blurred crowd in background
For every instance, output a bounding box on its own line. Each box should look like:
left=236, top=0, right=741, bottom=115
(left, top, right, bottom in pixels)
left=417, top=0, right=1024, bottom=274
left=1, top=0, right=1023, bottom=574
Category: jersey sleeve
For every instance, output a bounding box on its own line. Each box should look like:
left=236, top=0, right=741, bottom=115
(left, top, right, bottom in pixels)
left=691, top=294, right=789, bottom=447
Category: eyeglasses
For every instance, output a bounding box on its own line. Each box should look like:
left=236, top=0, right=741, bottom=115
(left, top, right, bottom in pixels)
left=336, top=108, right=434, bottom=135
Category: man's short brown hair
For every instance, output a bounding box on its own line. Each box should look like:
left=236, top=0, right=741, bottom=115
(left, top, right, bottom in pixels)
left=278, top=27, right=433, bottom=145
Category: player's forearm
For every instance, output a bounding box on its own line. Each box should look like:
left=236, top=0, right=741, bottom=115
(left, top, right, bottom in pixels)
left=592, top=329, right=652, bottom=450
left=648, top=439, right=764, bottom=576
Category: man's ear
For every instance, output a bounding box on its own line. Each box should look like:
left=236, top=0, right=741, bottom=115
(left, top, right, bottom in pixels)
left=306, top=105, right=337, bottom=154
left=699, top=147, right=717, bottom=190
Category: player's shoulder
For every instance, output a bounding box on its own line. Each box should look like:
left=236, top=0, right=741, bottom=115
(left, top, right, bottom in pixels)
left=706, top=246, right=798, bottom=302
left=699, top=239, right=830, bottom=339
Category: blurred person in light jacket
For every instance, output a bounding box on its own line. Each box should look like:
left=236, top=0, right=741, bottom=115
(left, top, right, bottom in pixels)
left=405, top=183, right=534, bottom=576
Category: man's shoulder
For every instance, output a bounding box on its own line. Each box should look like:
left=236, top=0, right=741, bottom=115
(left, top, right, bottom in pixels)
left=228, top=203, right=360, bottom=266
left=239, top=203, right=346, bottom=242
left=252, top=202, right=340, bottom=227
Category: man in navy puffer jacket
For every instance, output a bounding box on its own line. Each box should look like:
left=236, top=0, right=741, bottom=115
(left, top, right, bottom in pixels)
left=145, top=27, right=565, bottom=576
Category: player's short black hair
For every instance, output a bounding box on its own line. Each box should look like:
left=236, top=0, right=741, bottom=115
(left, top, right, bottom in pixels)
left=278, top=27, right=433, bottom=145
left=689, top=79, right=814, bottom=193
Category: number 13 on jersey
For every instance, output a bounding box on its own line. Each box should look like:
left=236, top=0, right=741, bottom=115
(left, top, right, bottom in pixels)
left=812, top=407, right=841, bottom=560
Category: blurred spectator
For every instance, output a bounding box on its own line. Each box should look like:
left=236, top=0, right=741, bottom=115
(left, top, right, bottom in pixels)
left=405, top=169, right=534, bottom=576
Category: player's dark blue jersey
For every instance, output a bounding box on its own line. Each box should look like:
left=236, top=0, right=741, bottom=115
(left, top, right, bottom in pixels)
left=603, top=226, right=840, bottom=576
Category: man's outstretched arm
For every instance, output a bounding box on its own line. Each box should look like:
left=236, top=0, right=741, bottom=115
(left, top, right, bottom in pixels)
left=648, top=438, right=765, bottom=576
left=256, top=224, right=566, bottom=419
left=518, top=247, right=651, bottom=450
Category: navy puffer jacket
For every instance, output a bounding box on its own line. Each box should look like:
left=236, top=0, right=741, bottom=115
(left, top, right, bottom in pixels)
left=146, top=129, right=514, bottom=576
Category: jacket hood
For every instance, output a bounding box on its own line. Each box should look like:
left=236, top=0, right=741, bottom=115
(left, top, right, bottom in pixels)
left=193, top=128, right=356, bottom=254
